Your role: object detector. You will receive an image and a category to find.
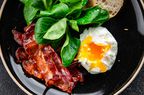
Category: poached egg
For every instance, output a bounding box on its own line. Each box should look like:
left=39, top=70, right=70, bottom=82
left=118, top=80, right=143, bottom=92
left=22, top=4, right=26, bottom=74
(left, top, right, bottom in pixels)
left=77, top=27, right=118, bottom=74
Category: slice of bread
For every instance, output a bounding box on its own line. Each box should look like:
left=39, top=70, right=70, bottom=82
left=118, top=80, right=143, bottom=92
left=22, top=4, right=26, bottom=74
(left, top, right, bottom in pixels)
left=87, top=0, right=124, bottom=18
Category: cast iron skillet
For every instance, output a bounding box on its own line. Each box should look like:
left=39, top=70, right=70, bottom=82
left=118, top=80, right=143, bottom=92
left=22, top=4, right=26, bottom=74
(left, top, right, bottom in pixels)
left=0, top=0, right=144, bottom=95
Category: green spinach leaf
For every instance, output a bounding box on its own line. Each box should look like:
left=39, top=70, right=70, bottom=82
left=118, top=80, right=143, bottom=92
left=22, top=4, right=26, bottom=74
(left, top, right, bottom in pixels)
left=24, top=0, right=38, bottom=24
left=32, top=0, right=45, bottom=10
left=43, top=0, right=53, bottom=9
left=43, top=18, right=67, bottom=40
left=69, top=20, right=79, bottom=32
left=76, top=6, right=109, bottom=25
left=66, top=0, right=88, bottom=19
left=59, top=0, right=81, bottom=4
left=19, top=0, right=28, bottom=4
left=61, top=32, right=80, bottom=67
left=32, top=0, right=52, bottom=10
left=40, top=3, right=69, bottom=18
left=35, top=17, right=57, bottom=44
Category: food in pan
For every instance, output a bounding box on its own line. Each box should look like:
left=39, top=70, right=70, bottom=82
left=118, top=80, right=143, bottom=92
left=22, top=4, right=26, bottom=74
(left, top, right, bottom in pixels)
left=77, top=27, right=118, bottom=74
left=87, top=0, right=124, bottom=18
left=13, top=24, right=83, bottom=93
left=12, top=0, right=123, bottom=93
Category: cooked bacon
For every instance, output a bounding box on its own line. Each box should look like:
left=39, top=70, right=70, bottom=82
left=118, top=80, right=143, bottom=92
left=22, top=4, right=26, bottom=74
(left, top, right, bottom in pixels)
left=12, top=24, right=83, bottom=93
left=22, top=31, right=38, bottom=55
left=15, top=47, right=28, bottom=63
left=12, top=30, right=23, bottom=46
left=69, top=66, right=83, bottom=83
left=42, top=45, right=75, bottom=92
left=24, top=23, right=35, bottom=33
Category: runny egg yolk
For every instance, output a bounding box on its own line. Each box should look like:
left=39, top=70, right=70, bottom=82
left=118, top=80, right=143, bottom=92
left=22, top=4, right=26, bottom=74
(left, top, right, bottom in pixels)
left=77, top=36, right=111, bottom=72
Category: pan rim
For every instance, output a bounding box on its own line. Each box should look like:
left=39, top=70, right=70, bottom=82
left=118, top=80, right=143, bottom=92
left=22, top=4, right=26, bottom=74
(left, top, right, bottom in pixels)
left=0, top=0, right=144, bottom=95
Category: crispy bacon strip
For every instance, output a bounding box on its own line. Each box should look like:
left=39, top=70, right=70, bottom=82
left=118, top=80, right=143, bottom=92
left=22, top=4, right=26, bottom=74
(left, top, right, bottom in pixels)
left=12, top=30, right=23, bottom=46
left=24, top=23, right=35, bottom=33
left=13, top=24, right=83, bottom=93
left=15, top=47, right=27, bottom=63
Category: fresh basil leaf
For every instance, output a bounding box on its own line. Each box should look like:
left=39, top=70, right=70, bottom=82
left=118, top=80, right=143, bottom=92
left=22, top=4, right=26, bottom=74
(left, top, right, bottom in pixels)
left=61, top=32, right=80, bottom=67
left=35, top=17, right=57, bottom=44
left=76, top=6, right=109, bottom=25
left=32, top=0, right=52, bottom=10
left=69, top=20, right=79, bottom=32
left=40, top=3, right=69, bottom=18
left=60, top=0, right=81, bottom=4
left=24, top=0, right=38, bottom=24
left=43, top=18, right=67, bottom=40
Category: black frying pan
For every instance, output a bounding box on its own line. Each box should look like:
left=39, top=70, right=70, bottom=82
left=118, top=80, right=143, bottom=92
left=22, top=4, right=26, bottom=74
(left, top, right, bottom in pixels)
left=0, top=0, right=144, bottom=95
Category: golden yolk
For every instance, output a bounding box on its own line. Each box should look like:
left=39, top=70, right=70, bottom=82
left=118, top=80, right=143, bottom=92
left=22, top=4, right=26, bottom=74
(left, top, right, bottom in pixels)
left=77, top=36, right=111, bottom=72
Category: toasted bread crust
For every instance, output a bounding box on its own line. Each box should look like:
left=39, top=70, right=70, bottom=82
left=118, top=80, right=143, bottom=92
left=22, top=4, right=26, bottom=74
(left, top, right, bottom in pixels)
left=87, top=0, right=124, bottom=18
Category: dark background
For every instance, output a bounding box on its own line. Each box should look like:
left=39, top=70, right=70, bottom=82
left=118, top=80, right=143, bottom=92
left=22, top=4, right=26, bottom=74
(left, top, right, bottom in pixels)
left=0, top=0, right=144, bottom=95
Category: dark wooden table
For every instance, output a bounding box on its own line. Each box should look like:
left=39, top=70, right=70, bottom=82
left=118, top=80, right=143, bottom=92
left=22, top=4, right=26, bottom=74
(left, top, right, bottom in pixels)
left=0, top=0, right=143, bottom=95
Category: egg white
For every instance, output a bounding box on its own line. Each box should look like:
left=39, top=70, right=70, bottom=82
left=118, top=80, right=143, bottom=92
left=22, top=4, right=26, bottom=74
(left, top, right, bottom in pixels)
left=78, top=27, right=118, bottom=74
